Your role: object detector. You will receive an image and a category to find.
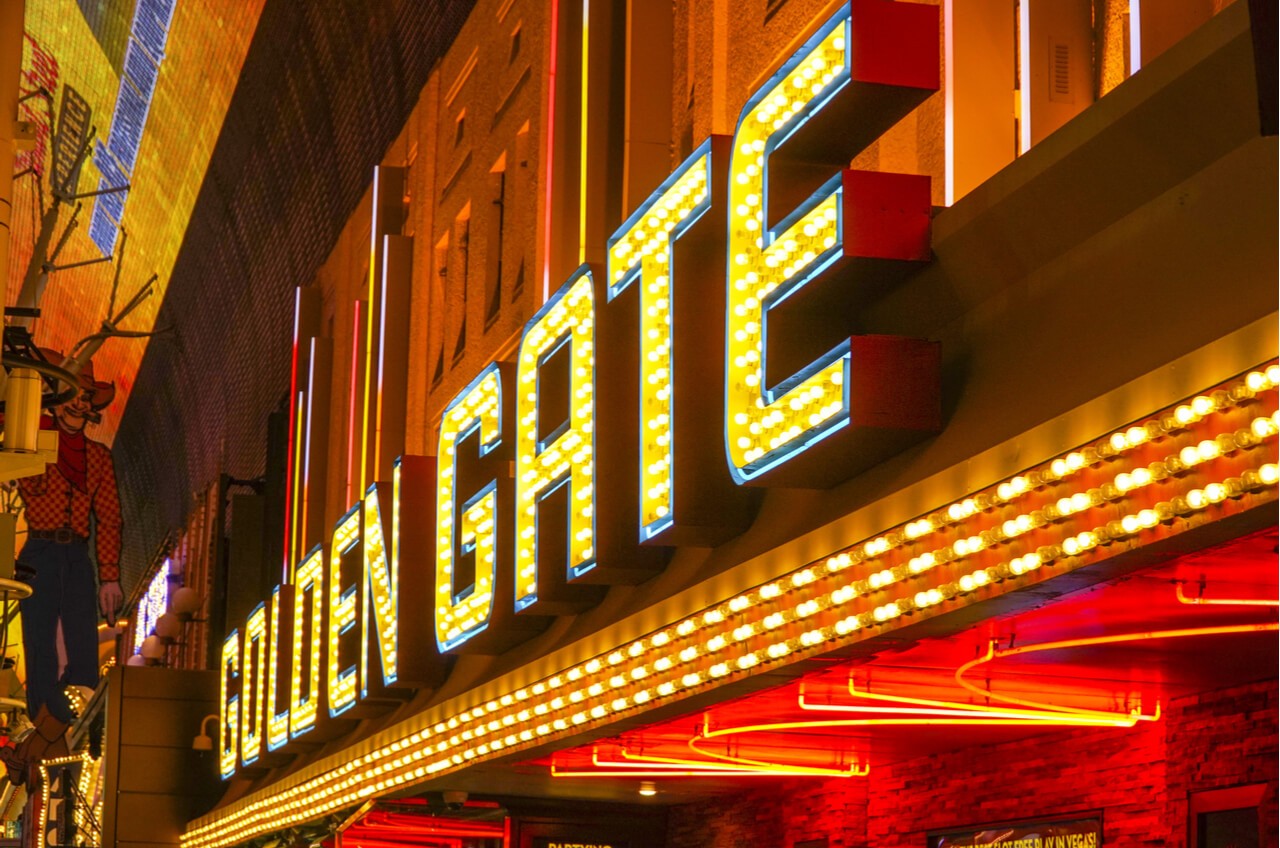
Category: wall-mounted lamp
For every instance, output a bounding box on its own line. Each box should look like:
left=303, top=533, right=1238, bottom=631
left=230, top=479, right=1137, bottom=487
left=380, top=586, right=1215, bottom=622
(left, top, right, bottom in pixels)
left=170, top=586, right=201, bottom=618
left=154, top=612, right=182, bottom=641
left=140, top=635, right=165, bottom=663
left=192, top=714, right=219, bottom=751
left=638, top=781, right=657, bottom=797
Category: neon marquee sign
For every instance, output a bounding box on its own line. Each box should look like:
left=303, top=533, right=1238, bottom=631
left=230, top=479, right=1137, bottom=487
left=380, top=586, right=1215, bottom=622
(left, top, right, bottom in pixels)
left=133, top=558, right=171, bottom=654
left=218, top=0, right=941, bottom=778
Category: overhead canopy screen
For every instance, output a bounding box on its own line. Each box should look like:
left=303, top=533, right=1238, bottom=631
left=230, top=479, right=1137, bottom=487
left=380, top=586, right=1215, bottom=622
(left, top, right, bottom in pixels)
left=8, top=0, right=265, bottom=443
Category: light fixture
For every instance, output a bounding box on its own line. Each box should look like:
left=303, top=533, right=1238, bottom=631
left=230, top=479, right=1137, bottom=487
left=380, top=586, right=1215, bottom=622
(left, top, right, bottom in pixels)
left=193, top=714, right=219, bottom=752
left=140, top=634, right=166, bottom=662
left=638, top=781, right=656, bottom=797
left=170, top=586, right=202, bottom=617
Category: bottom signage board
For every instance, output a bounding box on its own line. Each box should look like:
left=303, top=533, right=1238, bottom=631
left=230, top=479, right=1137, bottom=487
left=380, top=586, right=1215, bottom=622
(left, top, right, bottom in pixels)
left=928, top=815, right=1102, bottom=848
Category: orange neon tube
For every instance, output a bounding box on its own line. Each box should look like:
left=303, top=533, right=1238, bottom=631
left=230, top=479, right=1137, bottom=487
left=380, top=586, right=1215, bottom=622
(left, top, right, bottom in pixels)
left=954, top=623, right=1279, bottom=720
left=953, top=641, right=1158, bottom=723
left=794, top=682, right=1143, bottom=726
left=614, top=746, right=836, bottom=776
left=1175, top=582, right=1280, bottom=607
left=687, top=716, right=869, bottom=777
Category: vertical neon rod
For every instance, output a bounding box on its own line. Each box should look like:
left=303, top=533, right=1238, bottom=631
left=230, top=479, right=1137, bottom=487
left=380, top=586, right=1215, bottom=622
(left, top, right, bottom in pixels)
left=1018, top=0, right=1031, bottom=154
left=346, top=301, right=363, bottom=506
left=1129, top=0, right=1142, bottom=75
left=578, top=0, right=590, bottom=264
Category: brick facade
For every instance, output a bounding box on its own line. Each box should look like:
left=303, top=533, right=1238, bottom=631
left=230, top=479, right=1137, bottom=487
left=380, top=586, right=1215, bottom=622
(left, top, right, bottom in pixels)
left=667, top=680, right=1278, bottom=847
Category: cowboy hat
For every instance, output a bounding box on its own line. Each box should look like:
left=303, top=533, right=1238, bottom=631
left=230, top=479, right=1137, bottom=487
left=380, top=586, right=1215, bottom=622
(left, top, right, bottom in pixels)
left=39, top=349, right=116, bottom=410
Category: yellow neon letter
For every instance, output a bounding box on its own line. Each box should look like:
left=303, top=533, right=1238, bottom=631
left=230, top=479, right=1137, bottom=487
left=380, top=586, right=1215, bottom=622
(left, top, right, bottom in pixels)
left=361, top=482, right=398, bottom=693
left=240, top=603, right=267, bottom=767
left=219, top=630, right=240, bottom=779
left=514, top=267, right=596, bottom=610
left=436, top=364, right=503, bottom=649
left=265, top=584, right=292, bottom=751
left=327, top=505, right=361, bottom=717
left=724, top=19, right=850, bottom=482
left=607, top=149, right=712, bottom=539
left=289, top=546, right=325, bottom=738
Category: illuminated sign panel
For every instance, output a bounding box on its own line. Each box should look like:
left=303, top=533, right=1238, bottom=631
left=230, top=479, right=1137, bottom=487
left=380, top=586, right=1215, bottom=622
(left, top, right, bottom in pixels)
left=927, top=815, right=1102, bottom=848
left=132, top=558, right=171, bottom=654
left=217, top=0, right=948, bottom=778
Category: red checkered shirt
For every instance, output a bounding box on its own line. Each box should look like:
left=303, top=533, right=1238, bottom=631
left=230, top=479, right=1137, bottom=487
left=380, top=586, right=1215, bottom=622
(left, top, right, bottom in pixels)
left=18, top=434, right=122, bottom=582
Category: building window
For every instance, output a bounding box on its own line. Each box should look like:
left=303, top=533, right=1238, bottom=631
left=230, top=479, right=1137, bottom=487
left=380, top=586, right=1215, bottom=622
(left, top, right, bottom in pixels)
left=485, top=154, right=507, bottom=329
left=509, top=24, right=522, bottom=63
left=431, top=232, right=448, bottom=388
left=1189, top=784, right=1266, bottom=848
left=452, top=212, right=470, bottom=364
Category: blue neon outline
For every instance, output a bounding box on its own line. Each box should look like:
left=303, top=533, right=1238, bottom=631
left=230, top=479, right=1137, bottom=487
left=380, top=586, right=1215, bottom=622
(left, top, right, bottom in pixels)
left=361, top=475, right=399, bottom=697
left=266, top=583, right=291, bottom=752
left=240, top=602, right=268, bottom=767
left=220, top=627, right=240, bottom=778
left=607, top=140, right=716, bottom=542
left=513, top=266, right=597, bottom=612
left=723, top=8, right=855, bottom=485
left=290, top=543, right=325, bottom=740
left=436, top=364, right=505, bottom=652
left=328, top=503, right=362, bottom=718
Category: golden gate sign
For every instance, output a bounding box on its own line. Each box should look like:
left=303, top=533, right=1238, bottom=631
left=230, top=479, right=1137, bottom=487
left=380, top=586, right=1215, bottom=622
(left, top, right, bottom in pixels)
left=220, top=0, right=941, bottom=777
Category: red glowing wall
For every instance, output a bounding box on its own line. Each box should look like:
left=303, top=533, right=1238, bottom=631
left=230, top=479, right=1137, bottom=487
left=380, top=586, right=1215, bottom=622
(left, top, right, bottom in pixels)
left=666, top=679, right=1277, bottom=848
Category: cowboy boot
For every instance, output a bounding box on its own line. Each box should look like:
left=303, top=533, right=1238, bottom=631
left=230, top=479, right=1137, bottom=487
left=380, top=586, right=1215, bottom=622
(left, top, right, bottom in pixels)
left=0, top=739, right=26, bottom=786
left=28, top=706, right=70, bottom=765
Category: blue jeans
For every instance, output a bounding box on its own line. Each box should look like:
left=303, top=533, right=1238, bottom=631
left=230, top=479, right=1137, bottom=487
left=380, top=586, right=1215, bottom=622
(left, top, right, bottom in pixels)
left=16, top=538, right=99, bottom=723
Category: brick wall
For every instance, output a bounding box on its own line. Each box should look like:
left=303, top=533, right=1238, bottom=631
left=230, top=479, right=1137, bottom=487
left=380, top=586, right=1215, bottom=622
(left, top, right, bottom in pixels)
left=667, top=680, right=1277, bottom=847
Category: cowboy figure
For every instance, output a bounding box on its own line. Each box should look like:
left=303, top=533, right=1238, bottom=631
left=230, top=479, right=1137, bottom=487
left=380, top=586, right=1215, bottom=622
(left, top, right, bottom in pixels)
left=0, top=353, right=123, bottom=784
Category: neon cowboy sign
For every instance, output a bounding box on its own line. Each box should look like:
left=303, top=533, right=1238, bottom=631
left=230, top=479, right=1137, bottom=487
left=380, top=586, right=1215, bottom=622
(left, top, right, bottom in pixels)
left=219, top=0, right=941, bottom=778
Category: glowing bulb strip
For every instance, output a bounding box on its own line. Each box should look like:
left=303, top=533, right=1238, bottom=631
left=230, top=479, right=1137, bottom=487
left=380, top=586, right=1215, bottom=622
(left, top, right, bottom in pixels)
left=1174, top=582, right=1279, bottom=606
left=514, top=268, right=597, bottom=609
left=38, top=752, right=97, bottom=847
left=265, top=585, right=292, bottom=751
left=725, top=17, right=851, bottom=482
left=241, top=603, right=268, bottom=766
left=290, top=547, right=325, bottom=739
left=362, top=481, right=398, bottom=694
left=132, top=559, right=171, bottom=654
left=219, top=630, right=240, bottom=779
left=607, top=146, right=712, bottom=539
left=328, top=505, right=362, bottom=717
left=79, top=750, right=104, bottom=845
left=182, top=365, right=1279, bottom=847
left=436, top=365, right=504, bottom=650
left=954, top=624, right=1280, bottom=717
